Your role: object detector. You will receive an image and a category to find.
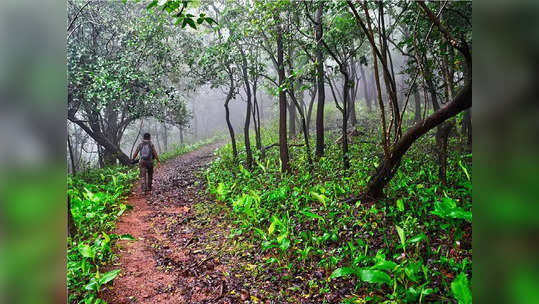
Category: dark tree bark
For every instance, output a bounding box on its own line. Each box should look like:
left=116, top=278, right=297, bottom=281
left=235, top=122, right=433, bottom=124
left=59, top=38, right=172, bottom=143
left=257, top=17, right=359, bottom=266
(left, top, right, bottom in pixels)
left=67, top=196, right=77, bottom=238
left=306, top=80, right=317, bottom=135
left=365, top=82, right=471, bottom=198
left=252, top=76, right=262, bottom=152
left=67, top=135, right=77, bottom=175
left=314, top=2, right=325, bottom=159
left=276, top=12, right=289, bottom=172
left=349, top=61, right=358, bottom=126
left=327, top=71, right=351, bottom=172
left=462, top=108, right=472, bottom=146
left=68, top=115, right=132, bottom=166
left=238, top=45, right=253, bottom=169
left=224, top=74, right=238, bottom=160
left=287, top=54, right=313, bottom=167
left=423, top=56, right=440, bottom=111
left=287, top=46, right=297, bottom=137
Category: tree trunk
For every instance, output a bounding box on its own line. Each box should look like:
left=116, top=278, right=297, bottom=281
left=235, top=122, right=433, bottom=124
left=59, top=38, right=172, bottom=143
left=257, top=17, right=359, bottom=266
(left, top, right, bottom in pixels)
left=179, top=126, right=184, bottom=144
left=253, top=79, right=262, bottom=151
left=69, top=116, right=132, bottom=166
left=224, top=73, right=238, bottom=160
left=424, top=56, right=440, bottom=111
left=349, top=62, right=358, bottom=126
left=365, top=82, right=471, bottom=198
left=315, top=2, right=326, bottom=159
left=288, top=100, right=297, bottom=137
left=67, top=134, right=77, bottom=175
left=103, top=104, right=120, bottom=166
left=67, top=196, right=77, bottom=238
left=276, top=12, right=289, bottom=172
left=287, top=46, right=297, bottom=137
left=162, top=123, right=168, bottom=152
left=238, top=46, right=253, bottom=169
left=414, top=87, right=421, bottom=122
left=306, top=80, right=317, bottom=135
left=287, top=57, right=313, bottom=167
left=327, top=68, right=351, bottom=172
left=462, top=108, right=472, bottom=146
left=342, top=72, right=351, bottom=171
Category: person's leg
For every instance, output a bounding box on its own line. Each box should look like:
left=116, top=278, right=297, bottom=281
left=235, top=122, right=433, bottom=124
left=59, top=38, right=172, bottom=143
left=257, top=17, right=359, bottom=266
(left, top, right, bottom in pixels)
left=147, top=164, right=154, bottom=191
left=139, top=164, right=147, bottom=192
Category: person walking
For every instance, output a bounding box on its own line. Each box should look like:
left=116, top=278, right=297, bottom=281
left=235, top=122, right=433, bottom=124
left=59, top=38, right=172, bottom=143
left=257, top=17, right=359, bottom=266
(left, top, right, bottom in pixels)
left=132, top=133, right=160, bottom=194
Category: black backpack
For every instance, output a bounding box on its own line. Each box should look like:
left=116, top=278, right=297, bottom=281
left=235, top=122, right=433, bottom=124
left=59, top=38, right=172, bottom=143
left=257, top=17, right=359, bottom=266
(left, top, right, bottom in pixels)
left=140, top=142, right=153, bottom=161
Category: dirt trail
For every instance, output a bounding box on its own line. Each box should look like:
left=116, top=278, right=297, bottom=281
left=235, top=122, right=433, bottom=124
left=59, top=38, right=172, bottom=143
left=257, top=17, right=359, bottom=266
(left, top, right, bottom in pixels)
left=102, top=142, right=237, bottom=304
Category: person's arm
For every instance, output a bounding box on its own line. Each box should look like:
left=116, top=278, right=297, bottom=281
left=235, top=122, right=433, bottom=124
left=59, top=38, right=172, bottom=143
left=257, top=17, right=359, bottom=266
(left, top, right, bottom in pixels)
left=151, top=144, right=160, bottom=164
left=132, top=143, right=141, bottom=159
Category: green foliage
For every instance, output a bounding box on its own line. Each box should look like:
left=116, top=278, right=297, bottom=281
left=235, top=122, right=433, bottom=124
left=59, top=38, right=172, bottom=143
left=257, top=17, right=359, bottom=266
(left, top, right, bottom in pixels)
left=451, top=272, right=472, bottom=304
left=68, top=166, right=137, bottom=303
left=431, top=197, right=472, bottom=222
left=206, top=125, right=472, bottom=302
left=146, top=0, right=216, bottom=29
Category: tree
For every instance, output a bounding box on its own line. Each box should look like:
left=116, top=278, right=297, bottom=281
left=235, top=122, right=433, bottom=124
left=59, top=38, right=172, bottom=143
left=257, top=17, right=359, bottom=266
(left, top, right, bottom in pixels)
left=321, top=1, right=365, bottom=171
left=346, top=0, right=472, bottom=198
left=67, top=1, right=190, bottom=165
left=275, top=9, right=290, bottom=173
left=314, top=1, right=326, bottom=158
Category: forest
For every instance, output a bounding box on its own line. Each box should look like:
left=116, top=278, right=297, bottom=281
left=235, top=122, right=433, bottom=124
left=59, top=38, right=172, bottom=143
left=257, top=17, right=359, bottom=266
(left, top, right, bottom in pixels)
left=67, top=0, right=472, bottom=303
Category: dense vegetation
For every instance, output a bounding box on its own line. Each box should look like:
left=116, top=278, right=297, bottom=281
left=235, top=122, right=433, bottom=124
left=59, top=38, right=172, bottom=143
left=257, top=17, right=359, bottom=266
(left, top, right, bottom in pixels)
left=206, top=113, right=471, bottom=303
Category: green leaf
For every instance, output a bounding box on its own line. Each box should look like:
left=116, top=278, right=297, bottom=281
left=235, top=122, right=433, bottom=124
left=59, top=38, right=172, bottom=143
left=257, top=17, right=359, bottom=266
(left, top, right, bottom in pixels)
left=300, top=210, right=325, bottom=223
left=184, top=17, right=197, bottom=29
left=279, top=237, right=290, bottom=251
left=146, top=0, right=158, bottom=9
left=451, top=272, right=472, bottom=304
left=458, top=161, right=470, bottom=181
left=396, top=199, right=404, bottom=212
left=205, top=17, right=217, bottom=25
left=431, top=198, right=472, bottom=222
left=370, top=260, right=397, bottom=271
left=329, top=267, right=357, bottom=280
left=84, top=277, right=98, bottom=291
left=405, top=262, right=421, bottom=282
left=358, top=269, right=392, bottom=285
left=78, top=244, right=95, bottom=259
left=119, top=234, right=136, bottom=240
left=99, top=269, right=121, bottom=285
left=268, top=220, right=276, bottom=235
left=396, top=225, right=406, bottom=248
left=310, top=192, right=328, bottom=208
left=408, top=233, right=427, bottom=244
left=117, top=203, right=127, bottom=216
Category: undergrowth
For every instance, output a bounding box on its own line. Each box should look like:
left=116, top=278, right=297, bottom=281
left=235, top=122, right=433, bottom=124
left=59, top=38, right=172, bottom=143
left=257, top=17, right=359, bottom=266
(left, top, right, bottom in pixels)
left=206, top=123, right=472, bottom=303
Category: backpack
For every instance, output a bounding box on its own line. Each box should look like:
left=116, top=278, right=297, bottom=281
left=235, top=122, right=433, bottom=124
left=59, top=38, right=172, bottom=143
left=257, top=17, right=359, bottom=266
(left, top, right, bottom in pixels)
left=140, top=142, right=153, bottom=161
